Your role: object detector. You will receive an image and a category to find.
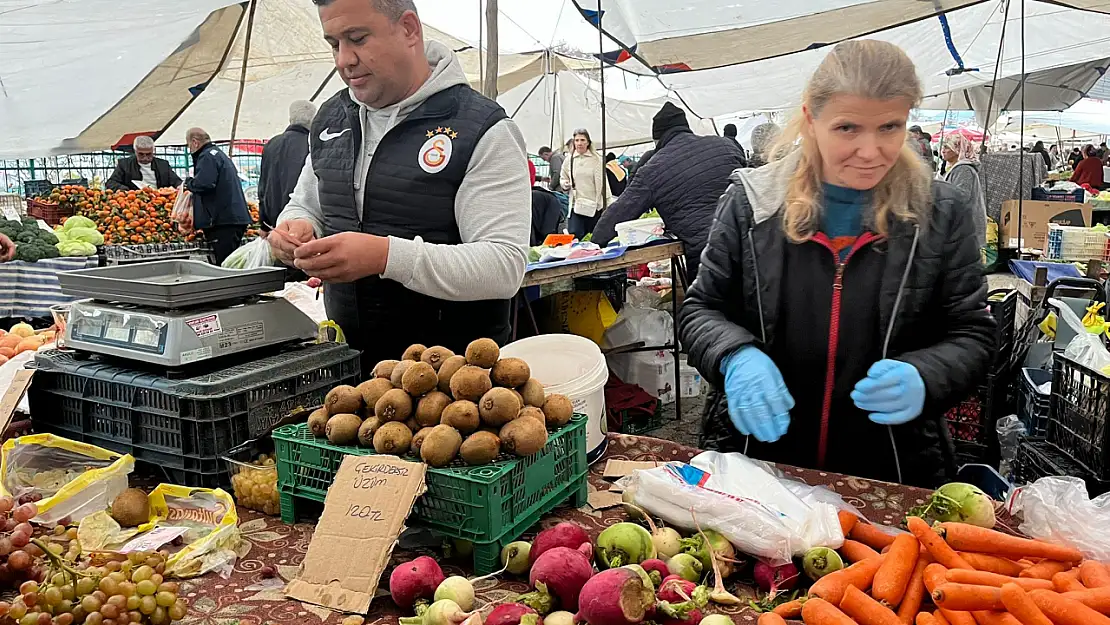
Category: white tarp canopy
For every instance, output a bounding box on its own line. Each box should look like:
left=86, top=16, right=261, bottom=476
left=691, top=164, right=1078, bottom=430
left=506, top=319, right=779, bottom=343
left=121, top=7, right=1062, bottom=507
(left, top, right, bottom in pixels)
left=1000, top=98, right=1110, bottom=136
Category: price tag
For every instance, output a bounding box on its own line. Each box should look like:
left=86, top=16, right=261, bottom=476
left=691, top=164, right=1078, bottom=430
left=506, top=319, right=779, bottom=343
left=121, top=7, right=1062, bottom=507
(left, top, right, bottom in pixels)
left=285, top=455, right=426, bottom=614
left=1, top=208, right=20, bottom=222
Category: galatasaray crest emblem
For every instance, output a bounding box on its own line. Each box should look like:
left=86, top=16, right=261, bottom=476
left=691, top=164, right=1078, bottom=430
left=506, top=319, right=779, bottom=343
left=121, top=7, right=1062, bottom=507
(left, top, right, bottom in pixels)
left=419, top=126, right=457, bottom=174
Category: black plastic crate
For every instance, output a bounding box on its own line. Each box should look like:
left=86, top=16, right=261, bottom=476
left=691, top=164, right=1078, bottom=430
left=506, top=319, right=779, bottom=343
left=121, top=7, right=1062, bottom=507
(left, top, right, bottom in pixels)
left=1048, top=355, right=1110, bottom=479
left=1018, top=367, right=1052, bottom=436
left=23, top=180, right=53, bottom=199
left=946, top=374, right=1012, bottom=467
left=988, top=289, right=1019, bottom=373
left=608, top=402, right=663, bottom=435
left=28, top=342, right=360, bottom=477
left=1012, top=438, right=1110, bottom=496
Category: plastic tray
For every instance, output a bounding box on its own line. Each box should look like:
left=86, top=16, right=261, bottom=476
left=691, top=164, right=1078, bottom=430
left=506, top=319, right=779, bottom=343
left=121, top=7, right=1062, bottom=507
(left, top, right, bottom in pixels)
left=27, top=342, right=360, bottom=482
left=273, top=415, right=589, bottom=574
left=1048, top=355, right=1110, bottom=479
left=57, top=260, right=286, bottom=307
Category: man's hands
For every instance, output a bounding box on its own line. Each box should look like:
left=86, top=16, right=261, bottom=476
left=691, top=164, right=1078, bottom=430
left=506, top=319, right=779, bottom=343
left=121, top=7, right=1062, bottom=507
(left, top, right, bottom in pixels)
left=270, top=219, right=316, bottom=264
left=0, top=234, right=15, bottom=262
left=293, top=232, right=390, bottom=283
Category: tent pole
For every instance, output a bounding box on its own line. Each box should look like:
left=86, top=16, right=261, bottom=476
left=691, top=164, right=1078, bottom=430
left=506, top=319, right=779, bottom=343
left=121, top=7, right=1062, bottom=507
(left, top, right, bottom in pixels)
left=229, top=0, right=258, bottom=155
left=482, top=0, right=499, bottom=99
left=598, top=0, right=607, bottom=204
left=1017, top=0, right=1026, bottom=253
left=550, top=72, right=559, bottom=148
left=978, top=0, right=1010, bottom=157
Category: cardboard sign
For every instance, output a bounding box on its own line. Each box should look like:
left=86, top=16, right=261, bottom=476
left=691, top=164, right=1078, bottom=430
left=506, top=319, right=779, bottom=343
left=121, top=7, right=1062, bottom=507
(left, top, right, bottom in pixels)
left=587, top=489, right=624, bottom=510
left=603, top=459, right=661, bottom=479
left=285, top=455, right=426, bottom=614
left=0, top=370, right=33, bottom=437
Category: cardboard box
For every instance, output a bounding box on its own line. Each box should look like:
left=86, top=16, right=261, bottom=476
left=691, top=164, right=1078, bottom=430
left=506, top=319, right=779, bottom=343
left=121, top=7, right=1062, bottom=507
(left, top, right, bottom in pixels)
left=1000, top=200, right=1092, bottom=250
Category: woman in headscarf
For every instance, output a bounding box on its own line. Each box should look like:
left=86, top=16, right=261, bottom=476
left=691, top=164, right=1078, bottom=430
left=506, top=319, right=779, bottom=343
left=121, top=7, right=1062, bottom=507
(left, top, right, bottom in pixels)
left=559, top=129, right=608, bottom=239
left=940, top=133, right=988, bottom=249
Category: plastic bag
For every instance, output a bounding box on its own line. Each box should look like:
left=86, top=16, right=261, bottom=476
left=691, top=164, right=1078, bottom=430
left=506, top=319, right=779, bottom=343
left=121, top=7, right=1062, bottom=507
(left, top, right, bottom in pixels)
left=1051, top=297, right=1110, bottom=373
left=617, top=451, right=846, bottom=564
left=1007, top=476, right=1110, bottom=561
left=148, top=484, right=240, bottom=578
left=0, top=434, right=134, bottom=525
left=221, top=237, right=274, bottom=269
left=170, top=185, right=193, bottom=232
left=995, top=416, right=1026, bottom=477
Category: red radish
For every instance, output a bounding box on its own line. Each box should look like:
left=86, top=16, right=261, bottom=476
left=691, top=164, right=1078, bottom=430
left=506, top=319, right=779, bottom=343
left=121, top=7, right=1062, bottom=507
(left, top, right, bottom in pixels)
left=641, top=559, right=669, bottom=585
left=390, top=556, right=446, bottom=609
left=753, top=561, right=799, bottom=593
left=661, top=608, right=702, bottom=625
left=658, top=577, right=697, bottom=603
left=530, top=522, right=592, bottom=565
left=487, top=604, right=544, bottom=625
left=521, top=546, right=594, bottom=613
left=577, top=567, right=657, bottom=625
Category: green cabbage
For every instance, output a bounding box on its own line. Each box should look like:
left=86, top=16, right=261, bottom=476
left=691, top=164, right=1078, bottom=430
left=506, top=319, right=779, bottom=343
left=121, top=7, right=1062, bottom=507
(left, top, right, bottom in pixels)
left=57, top=240, right=97, bottom=257
left=62, top=227, right=104, bottom=246
left=61, top=215, right=96, bottom=231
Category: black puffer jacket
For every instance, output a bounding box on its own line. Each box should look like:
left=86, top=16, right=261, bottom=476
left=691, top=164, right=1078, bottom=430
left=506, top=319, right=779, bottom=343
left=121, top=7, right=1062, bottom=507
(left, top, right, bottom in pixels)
left=257, top=124, right=310, bottom=230
left=679, top=153, right=995, bottom=487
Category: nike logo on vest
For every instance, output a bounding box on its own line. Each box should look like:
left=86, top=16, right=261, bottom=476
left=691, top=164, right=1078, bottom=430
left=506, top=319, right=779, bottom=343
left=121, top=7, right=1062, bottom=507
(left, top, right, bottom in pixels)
left=319, top=128, right=350, bottom=142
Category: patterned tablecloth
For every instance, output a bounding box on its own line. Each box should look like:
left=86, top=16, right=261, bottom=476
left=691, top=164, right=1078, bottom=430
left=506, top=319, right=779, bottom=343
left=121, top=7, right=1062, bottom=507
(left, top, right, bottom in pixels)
left=173, top=433, right=956, bottom=625
left=0, top=256, right=98, bottom=319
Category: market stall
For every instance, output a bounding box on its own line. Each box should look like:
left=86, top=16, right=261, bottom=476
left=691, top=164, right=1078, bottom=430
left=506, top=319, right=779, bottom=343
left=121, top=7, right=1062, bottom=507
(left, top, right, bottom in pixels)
left=0, top=256, right=98, bottom=319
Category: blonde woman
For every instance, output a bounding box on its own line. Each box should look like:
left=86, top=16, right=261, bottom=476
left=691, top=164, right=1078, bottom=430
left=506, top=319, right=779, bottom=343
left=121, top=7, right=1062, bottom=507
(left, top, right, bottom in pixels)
left=940, top=133, right=988, bottom=248
left=679, top=40, right=994, bottom=487
left=559, top=129, right=607, bottom=239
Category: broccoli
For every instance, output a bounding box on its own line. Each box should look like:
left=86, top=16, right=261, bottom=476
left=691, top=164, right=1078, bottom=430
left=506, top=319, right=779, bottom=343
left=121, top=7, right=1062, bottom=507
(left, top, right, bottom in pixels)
left=14, top=246, right=44, bottom=262
left=16, top=231, right=37, bottom=244
left=39, top=245, right=60, bottom=259
left=37, top=231, right=59, bottom=245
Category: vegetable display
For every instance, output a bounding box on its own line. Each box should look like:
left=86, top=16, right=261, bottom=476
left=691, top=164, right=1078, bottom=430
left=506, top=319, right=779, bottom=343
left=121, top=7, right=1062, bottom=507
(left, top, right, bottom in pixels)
left=0, top=219, right=61, bottom=262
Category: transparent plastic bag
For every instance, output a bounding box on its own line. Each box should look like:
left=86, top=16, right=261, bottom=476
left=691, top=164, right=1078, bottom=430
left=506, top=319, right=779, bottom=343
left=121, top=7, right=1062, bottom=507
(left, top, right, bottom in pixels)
left=148, top=484, right=240, bottom=578
left=1007, top=476, right=1110, bottom=561
left=617, top=451, right=846, bottom=564
left=996, top=416, right=1026, bottom=477
left=0, top=434, right=134, bottom=525
left=221, top=237, right=274, bottom=269
left=1051, top=297, right=1110, bottom=372
left=170, top=185, right=193, bottom=233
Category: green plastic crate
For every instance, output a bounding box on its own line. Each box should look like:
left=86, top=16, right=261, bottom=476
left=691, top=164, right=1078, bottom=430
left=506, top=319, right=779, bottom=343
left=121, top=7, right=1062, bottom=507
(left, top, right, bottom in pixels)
left=273, top=415, right=589, bottom=570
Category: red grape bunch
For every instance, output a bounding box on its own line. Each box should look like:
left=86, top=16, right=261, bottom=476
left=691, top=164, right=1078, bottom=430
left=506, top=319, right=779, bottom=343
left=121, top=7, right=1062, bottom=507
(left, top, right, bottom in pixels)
left=0, top=498, right=48, bottom=589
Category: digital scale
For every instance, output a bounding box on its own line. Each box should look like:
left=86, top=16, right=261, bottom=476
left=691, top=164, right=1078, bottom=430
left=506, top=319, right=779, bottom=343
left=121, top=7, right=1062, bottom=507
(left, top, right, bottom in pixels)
left=58, top=261, right=319, bottom=367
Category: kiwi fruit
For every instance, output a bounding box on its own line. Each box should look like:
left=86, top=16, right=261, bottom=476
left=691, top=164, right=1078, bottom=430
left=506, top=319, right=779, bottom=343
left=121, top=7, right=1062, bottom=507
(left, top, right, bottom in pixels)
left=420, top=424, right=463, bottom=468
left=500, top=416, right=549, bottom=457
left=372, top=360, right=400, bottom=379
left=519, top=378, right=546, bottom=407
left=411, top=427, right=434, bottom=456
left=358, top=416, right=383, bottom=447
left=402, top=344, right=428, bottom=362
left=325, top=385, right=362, bottom=415
left=307, top=408, right=330, bottom=436
left=375, top=388, right=414, bottom=422
left=479, top=387, right=522, bottom=428
left=357, top=378, right=394, bottom=413
left=436, top=355, right=467, bottom=393
left=110, top=488, right=151, bottom=527
left=440, top=400, right=480, bottom=434
left=465, top=338, right=500, bottom=368
left=518, top=406, right=547, bottom=425
left=401, top=361, right=439, bottom=396
left=391, top=360, right=415, bottom=388
left=542, top=393, right=574, bottom=428
left=460, top=431, right=501, bottom=466
left=405, top=417, right=419, bottom=432
left=373, top=421, right=413, bottom=455
left=491, top=358, right=531, bottom=388
left=420, top=346, right=455, bottom=372
left=512, top=389, right=524, bottom=406
left=326, top=413, right=362, bottom=446
left=450, top=365, right=492, bottom=402
left=415, top=391, right=452, bottom=428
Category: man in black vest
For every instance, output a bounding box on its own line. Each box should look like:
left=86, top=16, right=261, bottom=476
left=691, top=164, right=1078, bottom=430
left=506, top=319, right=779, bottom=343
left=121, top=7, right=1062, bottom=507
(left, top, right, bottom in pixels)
left=269, top=0, right=530, bottom=370
left=106, top=136, right=182, bottom=191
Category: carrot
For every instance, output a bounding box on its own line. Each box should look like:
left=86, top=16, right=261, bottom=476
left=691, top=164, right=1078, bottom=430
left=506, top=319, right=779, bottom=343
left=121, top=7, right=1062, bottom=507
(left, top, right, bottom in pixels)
left=810, top=555, right=886, bottom=605
left=759, top=613, right=788, bottom=625
left=773, top=599, right=805, bottom=618
left=898, top=559, right=931, bottom=625
left=1061, top=587, right=1110, bottom=614
left=925, top=564, right=951, bottom=593
left=931, top=584, right=1005, bottom=612
left=1080, top=561, right=1110, bottom=589
left=932, top=612, right=950, bottom=625
left=917, top=614, right=942, bottom=625
left=908, top=518, right=973, bottom=571
left=958, top=553, right=1027, bottom=577
left=937, top=523, right=1084, bottom=563
left=1029, top=588, right=1110, bottom=625
left=843, top=540, right=882, bottom=562
left=970, top=612, right=1022, bottom=625
left=874, top=534, right=921, bottom=606
left=944, top=569, right=1054, bottom=591
left=802, top=597, right=861, bottom=625
left=938, top=610, right=979, bottom=625
left=851, top=522, right=898, bottom=551
left=1052, top=570, right=1087, bottom=593
left=1019, top=560, right=1072, bottom=580
left=841, top=509, right=861, bottom=537
left=999, top=583, right=1054, bottom=625
left=840, top=585, right=902, bottom=625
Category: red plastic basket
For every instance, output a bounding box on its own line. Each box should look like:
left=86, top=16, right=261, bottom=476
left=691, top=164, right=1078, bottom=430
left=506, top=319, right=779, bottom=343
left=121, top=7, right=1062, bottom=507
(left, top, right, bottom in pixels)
left=26, top=199, right=75, bottom=226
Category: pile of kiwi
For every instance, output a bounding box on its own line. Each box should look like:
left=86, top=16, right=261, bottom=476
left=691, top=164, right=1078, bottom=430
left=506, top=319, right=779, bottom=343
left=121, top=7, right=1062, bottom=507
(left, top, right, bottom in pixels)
left=307, top=338, right=575, bottom=469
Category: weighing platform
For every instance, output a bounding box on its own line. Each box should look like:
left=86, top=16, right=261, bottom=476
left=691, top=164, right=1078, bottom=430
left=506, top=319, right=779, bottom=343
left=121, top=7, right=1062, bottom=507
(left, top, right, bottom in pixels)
left=58, top=261, right=318, bottom=367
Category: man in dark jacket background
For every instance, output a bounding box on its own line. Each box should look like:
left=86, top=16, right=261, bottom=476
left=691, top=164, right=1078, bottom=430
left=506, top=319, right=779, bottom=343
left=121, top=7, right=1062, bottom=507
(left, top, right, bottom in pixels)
left=106, top=136, right=182, bottom=191
left=184, top=128, right=252, bottom=265
left=258, top=101, right=316, bottom=232
left=592, top=102, right=746, bottom=283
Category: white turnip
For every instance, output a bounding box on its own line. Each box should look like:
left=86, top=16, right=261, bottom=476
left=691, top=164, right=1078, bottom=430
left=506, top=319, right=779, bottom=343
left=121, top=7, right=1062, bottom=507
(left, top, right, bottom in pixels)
left=911, top=482, right=997, bottom=527
left=544, top=612, right=575, bottom=625
left=435, top=576, right=476, bottom=611
left=530, top=522, right=592, bottom=565
left=622, top=502, right=684, bottom=559
left=665, top=554, right=703, bottom=583
left=690, top=513, right=742, bottom=606
left=596, top=523, right=656, bottom=569
left=391, top=556, right=447, bottom=609
left=801, top=547, right=844, bottom=581
left=501, top=542, right=532, bottom=575
left=398, top=599, right=480, bottom=625
left=487, top=604, right=543, bottom=625
left=679, top=530, right=737, bottom=579
left=520, top=546, right=594, bottom=614
left=698, top=616, right=732, bottom=625
left=576, top=567, right=657, bottom=625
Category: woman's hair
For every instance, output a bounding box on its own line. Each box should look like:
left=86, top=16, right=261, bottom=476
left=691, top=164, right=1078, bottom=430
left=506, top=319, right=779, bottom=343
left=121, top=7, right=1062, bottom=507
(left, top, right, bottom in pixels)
left=769, top=40, right=933, bottom=243
left=573, top=129, right=593, bottom=150
left=1084, top=144, right=1097, bottom=157
left=1033, top=140, right=1045, bottom=152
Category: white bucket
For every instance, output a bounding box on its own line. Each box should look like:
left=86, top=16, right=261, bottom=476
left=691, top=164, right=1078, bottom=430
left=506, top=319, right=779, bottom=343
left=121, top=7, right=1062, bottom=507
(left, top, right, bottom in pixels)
left=500, top=334, right=609, bottom=463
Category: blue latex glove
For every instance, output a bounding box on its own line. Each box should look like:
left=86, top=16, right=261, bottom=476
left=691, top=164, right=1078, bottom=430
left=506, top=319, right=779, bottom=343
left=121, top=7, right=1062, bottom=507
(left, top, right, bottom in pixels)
left=720, top=346, right=795, bottom=442
left=850, top=359, right=926, bottom=425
